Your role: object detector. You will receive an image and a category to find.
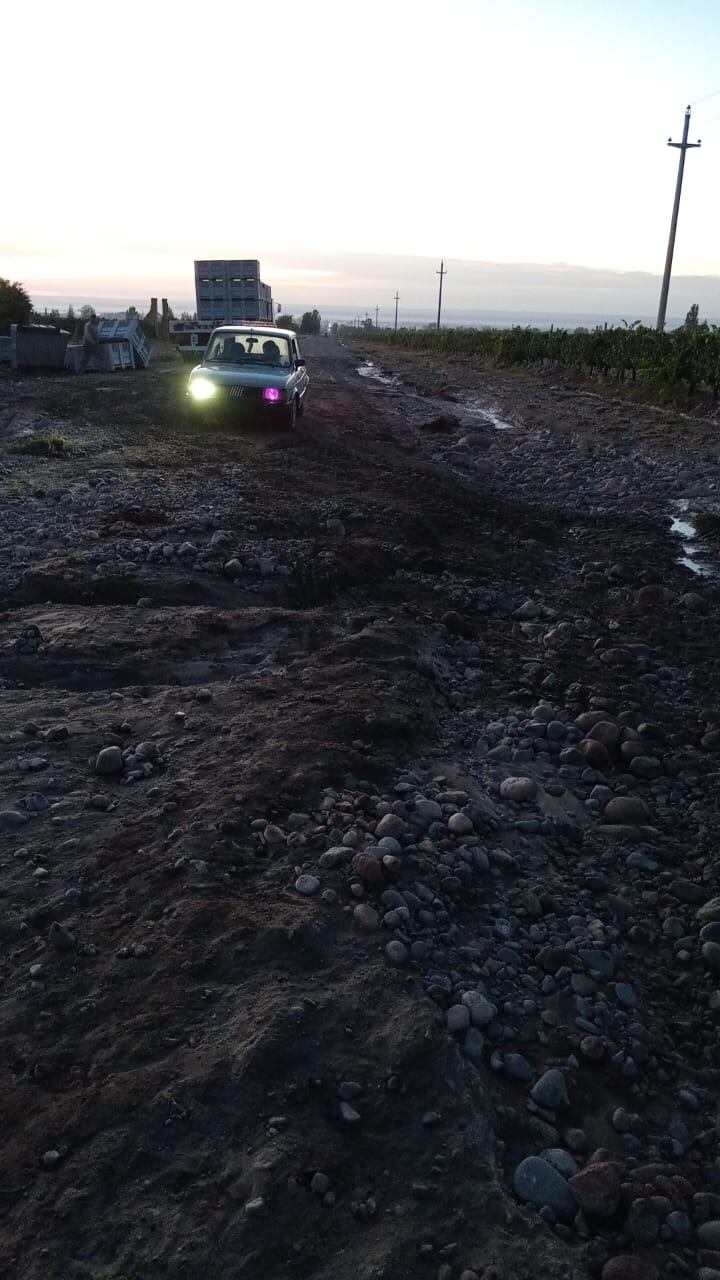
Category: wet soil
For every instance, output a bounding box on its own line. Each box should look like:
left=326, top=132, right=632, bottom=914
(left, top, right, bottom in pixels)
left=0, top=338, right=718, bottom=1280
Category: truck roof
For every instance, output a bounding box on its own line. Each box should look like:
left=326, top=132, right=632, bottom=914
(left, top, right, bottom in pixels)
left=210, top=324, right=297, bottom=339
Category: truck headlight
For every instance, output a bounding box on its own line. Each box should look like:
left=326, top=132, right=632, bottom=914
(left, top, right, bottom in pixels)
left=190, top=379, right=216, bottom=401
left=263, top=387, right=281, bottom=402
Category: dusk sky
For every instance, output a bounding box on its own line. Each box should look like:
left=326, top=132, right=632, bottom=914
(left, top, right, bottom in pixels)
left=5, top=0, right=720, bottom=318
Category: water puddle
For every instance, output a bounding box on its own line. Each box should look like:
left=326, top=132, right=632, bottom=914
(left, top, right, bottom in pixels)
left=456, top=396, right=515, bottom=431
left=356, top=362, right=515, bottom=430
left=356, top=361, right=399, bottom=387
left=669, top=500, right=715, bottom=577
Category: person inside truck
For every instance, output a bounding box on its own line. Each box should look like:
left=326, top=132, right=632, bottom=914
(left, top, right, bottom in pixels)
left=223, top=336, right=243, bottom=360
left=262, top=340, right=281, bottom=364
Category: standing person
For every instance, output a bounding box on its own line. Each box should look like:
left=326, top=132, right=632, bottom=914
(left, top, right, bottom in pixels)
left=80, top=312, right=101, bottom=372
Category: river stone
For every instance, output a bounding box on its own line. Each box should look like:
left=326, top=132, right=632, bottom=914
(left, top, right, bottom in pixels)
left=353, top=904, right=379, bottom=931
left=540, top=1149, right=579, bottom=1179
left=352, top=853, right=383, bottom=885
left=461, top=991, right=497, bottom=1026
left=701, top=922, right=720, bottom=944
left=568, top=1161, right=621, bottom=1217
left=512, top=1156, right=577, bottom=1221
left=95, top=746, right=123, bottom=775
left=587, top=721, right=620, bottom=747
left=499, top=776, right=538, bottom=803
left=531, top=1069, right=568, bottom=1109
left=698, top=897, right=720, bottom=925
left=603, top=796, right=650, bottom=825
left=448, top=811, right=473, bottom=835
left=601, top=1260, right=659, bottom=1280
left=579, top=739, right=611, bottom=769
left=627, top=1198, right=659, bottom=1245
left=446, top=1004, right=470, bottom=1033
left=628, top=755, right=661, bottom=779
left=413, top=798, right=443, bottom=823
left=385, top=940, right=408, bottom=965
left=375, top=813, right=406, bottom=840
left=702, top=942, right=720, bottom=974
left=0, top=810, right=29, bottom=827
left=698, top=1221, right=720, bottom=1249
left=463, top=1028, right=484, bottom=1061
left=294, top=874, right=320, bottom=896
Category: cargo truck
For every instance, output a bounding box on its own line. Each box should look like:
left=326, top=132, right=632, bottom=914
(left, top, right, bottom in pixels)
left=173, top=260, right=275, bottom=362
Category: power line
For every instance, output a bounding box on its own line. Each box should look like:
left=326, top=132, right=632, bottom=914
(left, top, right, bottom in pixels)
left=692, top=86, right=720, bottom=105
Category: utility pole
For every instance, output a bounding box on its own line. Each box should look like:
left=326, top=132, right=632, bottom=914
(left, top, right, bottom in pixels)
left=436, top=259, right=447, bottom=331
left=657, top=105, right=701, bottom=331
left=394, top=291, right=400, bottom=334
left=375, top=305, right=379, bottom=329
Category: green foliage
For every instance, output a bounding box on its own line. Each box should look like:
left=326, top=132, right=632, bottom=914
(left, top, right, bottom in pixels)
left=299, top=309, right=321, bottom=335
left=684, top=303, right=700, bottom=328
left=0, top=278, right=32, bottom=330
left=79, top=304, right=95, bottom=320
left=361, top=321, right=720, bottom=400
left=276, top=313, right=295, bottom=329
left=11, top=430, right=71, bottom=457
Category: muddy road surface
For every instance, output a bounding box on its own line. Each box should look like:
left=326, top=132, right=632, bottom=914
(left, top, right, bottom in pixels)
left=0, top=337, right=719, bottom=1280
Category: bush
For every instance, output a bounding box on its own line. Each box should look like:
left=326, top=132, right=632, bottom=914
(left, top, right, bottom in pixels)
left=0, top=279, right=32, bottom=331
left=11, top=431, right=72, bottom=457
left=276, top=313, right=295, bottom=329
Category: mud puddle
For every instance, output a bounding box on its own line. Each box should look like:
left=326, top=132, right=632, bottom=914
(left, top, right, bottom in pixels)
left=669, top=499, right=716, bottom=577
left=356, top=360, right=399, bottom=387
left=357, top=361, right=516, bottom=430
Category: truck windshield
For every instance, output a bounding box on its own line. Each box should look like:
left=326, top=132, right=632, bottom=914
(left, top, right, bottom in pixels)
left=206, top=333, right=291, bottom=367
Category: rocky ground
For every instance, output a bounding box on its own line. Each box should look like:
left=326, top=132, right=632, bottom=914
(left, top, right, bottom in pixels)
left=0, top=335, right=719, bottom=1280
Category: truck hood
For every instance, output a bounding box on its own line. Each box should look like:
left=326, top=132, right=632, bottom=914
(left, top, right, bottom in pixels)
left=189, top=364, right=293, bottom=390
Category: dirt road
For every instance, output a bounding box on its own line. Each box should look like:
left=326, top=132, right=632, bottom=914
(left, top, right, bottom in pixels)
left=0, top=338, right=719, bottom=1280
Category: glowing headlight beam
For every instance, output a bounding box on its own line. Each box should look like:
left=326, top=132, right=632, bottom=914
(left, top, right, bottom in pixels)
left=190, top=380, right=216, bottom=401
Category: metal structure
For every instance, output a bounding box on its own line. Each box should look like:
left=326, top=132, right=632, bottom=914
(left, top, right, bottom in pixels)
left=436, top=260, right=447, bottom=330
left=656, top=106, right=701, bottom=331
left=0, top=325, right=69, bottom=370
left=97, top=317, right=151, bottom=368
left=195, top=260, right=273, bottom=324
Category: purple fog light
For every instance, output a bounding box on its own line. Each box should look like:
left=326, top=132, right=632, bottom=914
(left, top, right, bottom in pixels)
left=263, top=386, right=281, bottom=403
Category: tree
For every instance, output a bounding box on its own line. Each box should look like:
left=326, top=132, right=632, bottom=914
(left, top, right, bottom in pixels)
left=126, top=305, right=139, bottom=321
left=79, top=304, right=95, bottom=320
left=684, top=303, right=700, bottom=328
left=299, top=309, right=321, bottom=335
left=276, top=313, right=295, bottom=329
left=0, top=278, right=32, bottom=331
left=66, top=304, right=75, bottom=323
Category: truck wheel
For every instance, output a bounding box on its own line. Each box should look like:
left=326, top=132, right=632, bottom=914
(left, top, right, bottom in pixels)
left=284, top=398, right=297, bottom=430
